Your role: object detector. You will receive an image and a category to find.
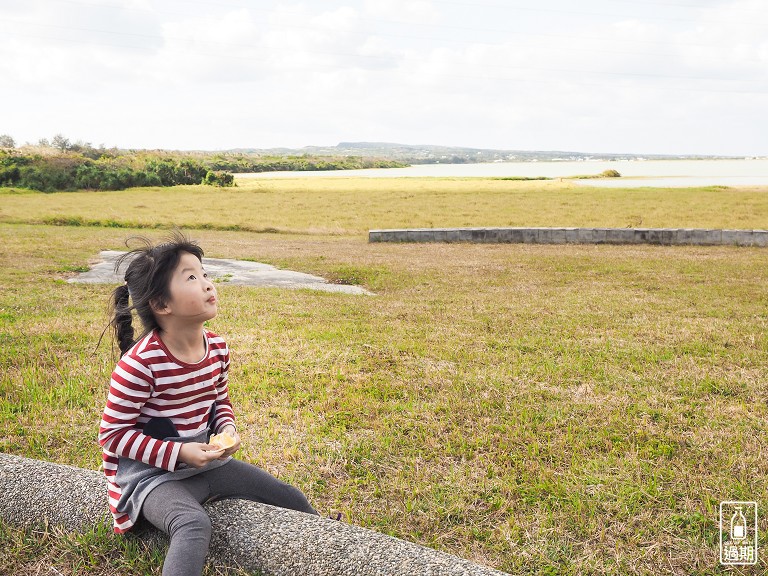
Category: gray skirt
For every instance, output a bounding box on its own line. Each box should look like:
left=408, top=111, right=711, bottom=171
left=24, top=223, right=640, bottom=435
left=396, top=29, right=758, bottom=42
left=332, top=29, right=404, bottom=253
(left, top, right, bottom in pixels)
left=115, top=427, right=230, bottom=527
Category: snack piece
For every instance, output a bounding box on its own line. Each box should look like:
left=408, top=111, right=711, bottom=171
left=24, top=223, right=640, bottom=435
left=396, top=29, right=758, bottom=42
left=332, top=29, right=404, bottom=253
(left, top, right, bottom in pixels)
left=209, top=431, right=236, bottom=450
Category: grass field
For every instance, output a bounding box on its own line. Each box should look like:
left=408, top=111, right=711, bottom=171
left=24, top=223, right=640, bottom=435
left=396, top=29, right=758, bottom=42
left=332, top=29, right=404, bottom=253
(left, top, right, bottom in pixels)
left=2, top=177, right=768, bottom=233
left=1, top=178, right=768, bottom=575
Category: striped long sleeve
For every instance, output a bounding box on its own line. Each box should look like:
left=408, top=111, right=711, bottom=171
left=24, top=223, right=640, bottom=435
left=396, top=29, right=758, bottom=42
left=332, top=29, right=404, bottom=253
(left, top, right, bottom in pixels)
left=98, top=329, right=234, bottom=532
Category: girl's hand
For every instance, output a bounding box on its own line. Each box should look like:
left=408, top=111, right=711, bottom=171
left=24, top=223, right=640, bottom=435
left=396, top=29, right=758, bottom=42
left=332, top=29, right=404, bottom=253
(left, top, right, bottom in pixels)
left=178, top=442, right=228, bottom=468
left=216, top=425, right=241, bottom=460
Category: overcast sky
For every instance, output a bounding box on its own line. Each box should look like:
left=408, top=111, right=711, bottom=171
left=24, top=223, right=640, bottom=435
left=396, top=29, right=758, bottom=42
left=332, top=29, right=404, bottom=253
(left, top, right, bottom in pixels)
left=1, top=0, right=766, bottom=155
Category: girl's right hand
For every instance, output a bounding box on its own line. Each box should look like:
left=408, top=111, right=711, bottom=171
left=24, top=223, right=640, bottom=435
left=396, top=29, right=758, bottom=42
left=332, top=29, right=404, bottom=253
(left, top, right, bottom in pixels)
left=178, top=442, right=226, bottom=468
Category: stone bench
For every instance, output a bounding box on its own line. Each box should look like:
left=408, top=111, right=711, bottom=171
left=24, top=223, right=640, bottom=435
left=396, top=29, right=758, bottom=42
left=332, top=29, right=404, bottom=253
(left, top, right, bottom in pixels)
left=0, top=454, right=507, bottom=575
left=368, top=227, right=768, bottom=247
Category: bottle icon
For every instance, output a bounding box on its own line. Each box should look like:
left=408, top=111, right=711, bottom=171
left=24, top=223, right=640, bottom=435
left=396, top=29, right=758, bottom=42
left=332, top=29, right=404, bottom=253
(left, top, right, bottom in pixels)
left=731, top=506, right=747, bottom=542
left=720, top=501, right=758, bottom=566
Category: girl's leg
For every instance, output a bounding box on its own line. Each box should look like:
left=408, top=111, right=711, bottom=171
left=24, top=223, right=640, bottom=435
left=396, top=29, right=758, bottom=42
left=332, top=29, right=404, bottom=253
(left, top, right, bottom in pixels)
left=142, top=477, right=212, bottom=576
left=202, top=459, right=318, bottom=515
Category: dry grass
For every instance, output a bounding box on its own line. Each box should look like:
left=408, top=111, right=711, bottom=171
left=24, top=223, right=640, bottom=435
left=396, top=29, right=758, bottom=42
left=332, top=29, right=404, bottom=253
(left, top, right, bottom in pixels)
left=2, top=179, right=768, bottom=574
left=1, top=178, right=768, bottom=233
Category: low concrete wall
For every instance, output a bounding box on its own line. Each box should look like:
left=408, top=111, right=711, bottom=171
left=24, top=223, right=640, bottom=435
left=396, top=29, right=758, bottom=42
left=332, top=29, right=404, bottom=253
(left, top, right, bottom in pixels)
left=368, top=227, right=768, bottom=247
left=0, top=454, right=507, bottom=576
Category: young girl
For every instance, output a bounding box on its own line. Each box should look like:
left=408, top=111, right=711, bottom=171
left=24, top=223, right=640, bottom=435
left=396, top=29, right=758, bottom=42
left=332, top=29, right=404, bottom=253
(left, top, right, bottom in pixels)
left=98, top=232, right=318, bottom=576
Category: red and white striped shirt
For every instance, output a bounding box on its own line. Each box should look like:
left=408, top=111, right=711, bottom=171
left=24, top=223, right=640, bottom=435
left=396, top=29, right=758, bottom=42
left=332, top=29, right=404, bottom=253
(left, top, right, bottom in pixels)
left=98, top=329, right=235, bottom=533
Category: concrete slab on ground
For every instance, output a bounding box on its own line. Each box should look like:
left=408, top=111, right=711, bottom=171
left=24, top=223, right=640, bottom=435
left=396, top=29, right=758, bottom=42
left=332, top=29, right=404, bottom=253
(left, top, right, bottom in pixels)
left=68, top=251, right=373, bottom=296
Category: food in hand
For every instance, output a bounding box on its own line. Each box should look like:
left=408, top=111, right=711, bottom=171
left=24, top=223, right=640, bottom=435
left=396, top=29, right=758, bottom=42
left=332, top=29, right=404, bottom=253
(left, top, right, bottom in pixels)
left=209, top=431, right=236, bottom=450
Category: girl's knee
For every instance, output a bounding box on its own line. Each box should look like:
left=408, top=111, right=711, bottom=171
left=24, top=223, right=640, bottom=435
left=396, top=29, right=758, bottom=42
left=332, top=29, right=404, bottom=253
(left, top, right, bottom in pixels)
left=168, top=507, right=212, bottom=543
left=283, top=484, right=317, bottom=515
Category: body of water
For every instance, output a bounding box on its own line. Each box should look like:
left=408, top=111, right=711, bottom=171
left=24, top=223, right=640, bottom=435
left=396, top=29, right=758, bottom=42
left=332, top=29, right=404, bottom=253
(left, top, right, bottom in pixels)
left=236, top=159, right=768, bottom=187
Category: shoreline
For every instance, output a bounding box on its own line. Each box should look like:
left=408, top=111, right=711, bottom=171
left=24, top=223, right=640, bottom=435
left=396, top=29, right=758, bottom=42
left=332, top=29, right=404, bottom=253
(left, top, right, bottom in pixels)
left=233, top=158, right=768, bottom=187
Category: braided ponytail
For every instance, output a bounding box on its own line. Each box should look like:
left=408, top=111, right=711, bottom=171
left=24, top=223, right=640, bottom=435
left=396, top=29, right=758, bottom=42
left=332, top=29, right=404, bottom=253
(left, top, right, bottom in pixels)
left=110, top=284, right=135, bottom=356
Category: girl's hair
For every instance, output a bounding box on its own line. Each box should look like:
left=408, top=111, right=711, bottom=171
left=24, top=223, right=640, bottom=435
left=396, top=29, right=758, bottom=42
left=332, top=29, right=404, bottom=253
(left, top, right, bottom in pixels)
left=109, top=231, right=204, bottom=355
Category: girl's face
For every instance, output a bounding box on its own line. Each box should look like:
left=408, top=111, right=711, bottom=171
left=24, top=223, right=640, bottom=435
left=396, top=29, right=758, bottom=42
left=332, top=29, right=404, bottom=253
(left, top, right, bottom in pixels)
left=159, top=251, right=218, bottom=322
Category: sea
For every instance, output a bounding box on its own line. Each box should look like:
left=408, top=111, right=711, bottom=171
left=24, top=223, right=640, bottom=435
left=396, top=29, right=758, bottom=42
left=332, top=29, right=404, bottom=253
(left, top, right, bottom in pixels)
left=236, top=158, right=768, bottom=188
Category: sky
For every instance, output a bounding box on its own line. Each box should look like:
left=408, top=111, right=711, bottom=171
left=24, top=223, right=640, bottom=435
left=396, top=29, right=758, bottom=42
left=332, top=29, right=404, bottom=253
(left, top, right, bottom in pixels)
left=1, top=0, right=766, bottom=155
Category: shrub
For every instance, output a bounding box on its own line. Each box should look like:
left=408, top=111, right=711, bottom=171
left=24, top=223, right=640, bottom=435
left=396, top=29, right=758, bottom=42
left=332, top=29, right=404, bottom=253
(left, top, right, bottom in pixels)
left=203, top=170, right=234, bottom=187
left=0, top=163, right=20, bottom=186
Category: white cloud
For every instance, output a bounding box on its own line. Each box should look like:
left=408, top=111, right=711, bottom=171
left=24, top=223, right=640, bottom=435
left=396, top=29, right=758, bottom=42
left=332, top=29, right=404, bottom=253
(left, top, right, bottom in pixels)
left=363, top=0, right=438, bottom=23
left=0, top=0, right=766, bottom=153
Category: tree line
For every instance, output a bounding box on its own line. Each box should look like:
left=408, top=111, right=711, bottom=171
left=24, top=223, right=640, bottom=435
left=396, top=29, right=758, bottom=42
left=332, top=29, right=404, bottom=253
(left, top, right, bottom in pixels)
left=0, top=149, right=234, bottom=192
left=203, top=153, right=405, bottom=173
left=0, top=134, right=406, bottom=192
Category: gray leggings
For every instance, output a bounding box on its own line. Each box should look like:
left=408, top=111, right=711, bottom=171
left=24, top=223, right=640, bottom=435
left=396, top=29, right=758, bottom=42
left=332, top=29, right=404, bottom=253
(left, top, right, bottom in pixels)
left=142, top=459, right=318, bottom=576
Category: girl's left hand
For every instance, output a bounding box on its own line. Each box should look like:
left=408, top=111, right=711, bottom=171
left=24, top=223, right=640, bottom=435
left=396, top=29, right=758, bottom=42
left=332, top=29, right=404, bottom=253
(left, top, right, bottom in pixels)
left=216, top=425, right=241, bottom=459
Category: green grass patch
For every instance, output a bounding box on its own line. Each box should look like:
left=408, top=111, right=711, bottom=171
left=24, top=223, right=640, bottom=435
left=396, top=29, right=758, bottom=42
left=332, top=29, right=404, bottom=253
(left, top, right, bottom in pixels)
left=0, top=520, right=249, bottom=575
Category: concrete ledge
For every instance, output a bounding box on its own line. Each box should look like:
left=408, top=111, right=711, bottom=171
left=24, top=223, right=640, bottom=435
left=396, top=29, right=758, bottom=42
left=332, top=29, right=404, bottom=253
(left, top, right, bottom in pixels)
left=0, top=454, right=507, bottom=576
left=368, top=227, right=768, bottom=247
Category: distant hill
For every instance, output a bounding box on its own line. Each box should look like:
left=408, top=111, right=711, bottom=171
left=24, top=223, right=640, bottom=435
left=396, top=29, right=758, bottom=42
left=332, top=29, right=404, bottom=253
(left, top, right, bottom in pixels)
left=227, top=142, right=739, bottom=164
